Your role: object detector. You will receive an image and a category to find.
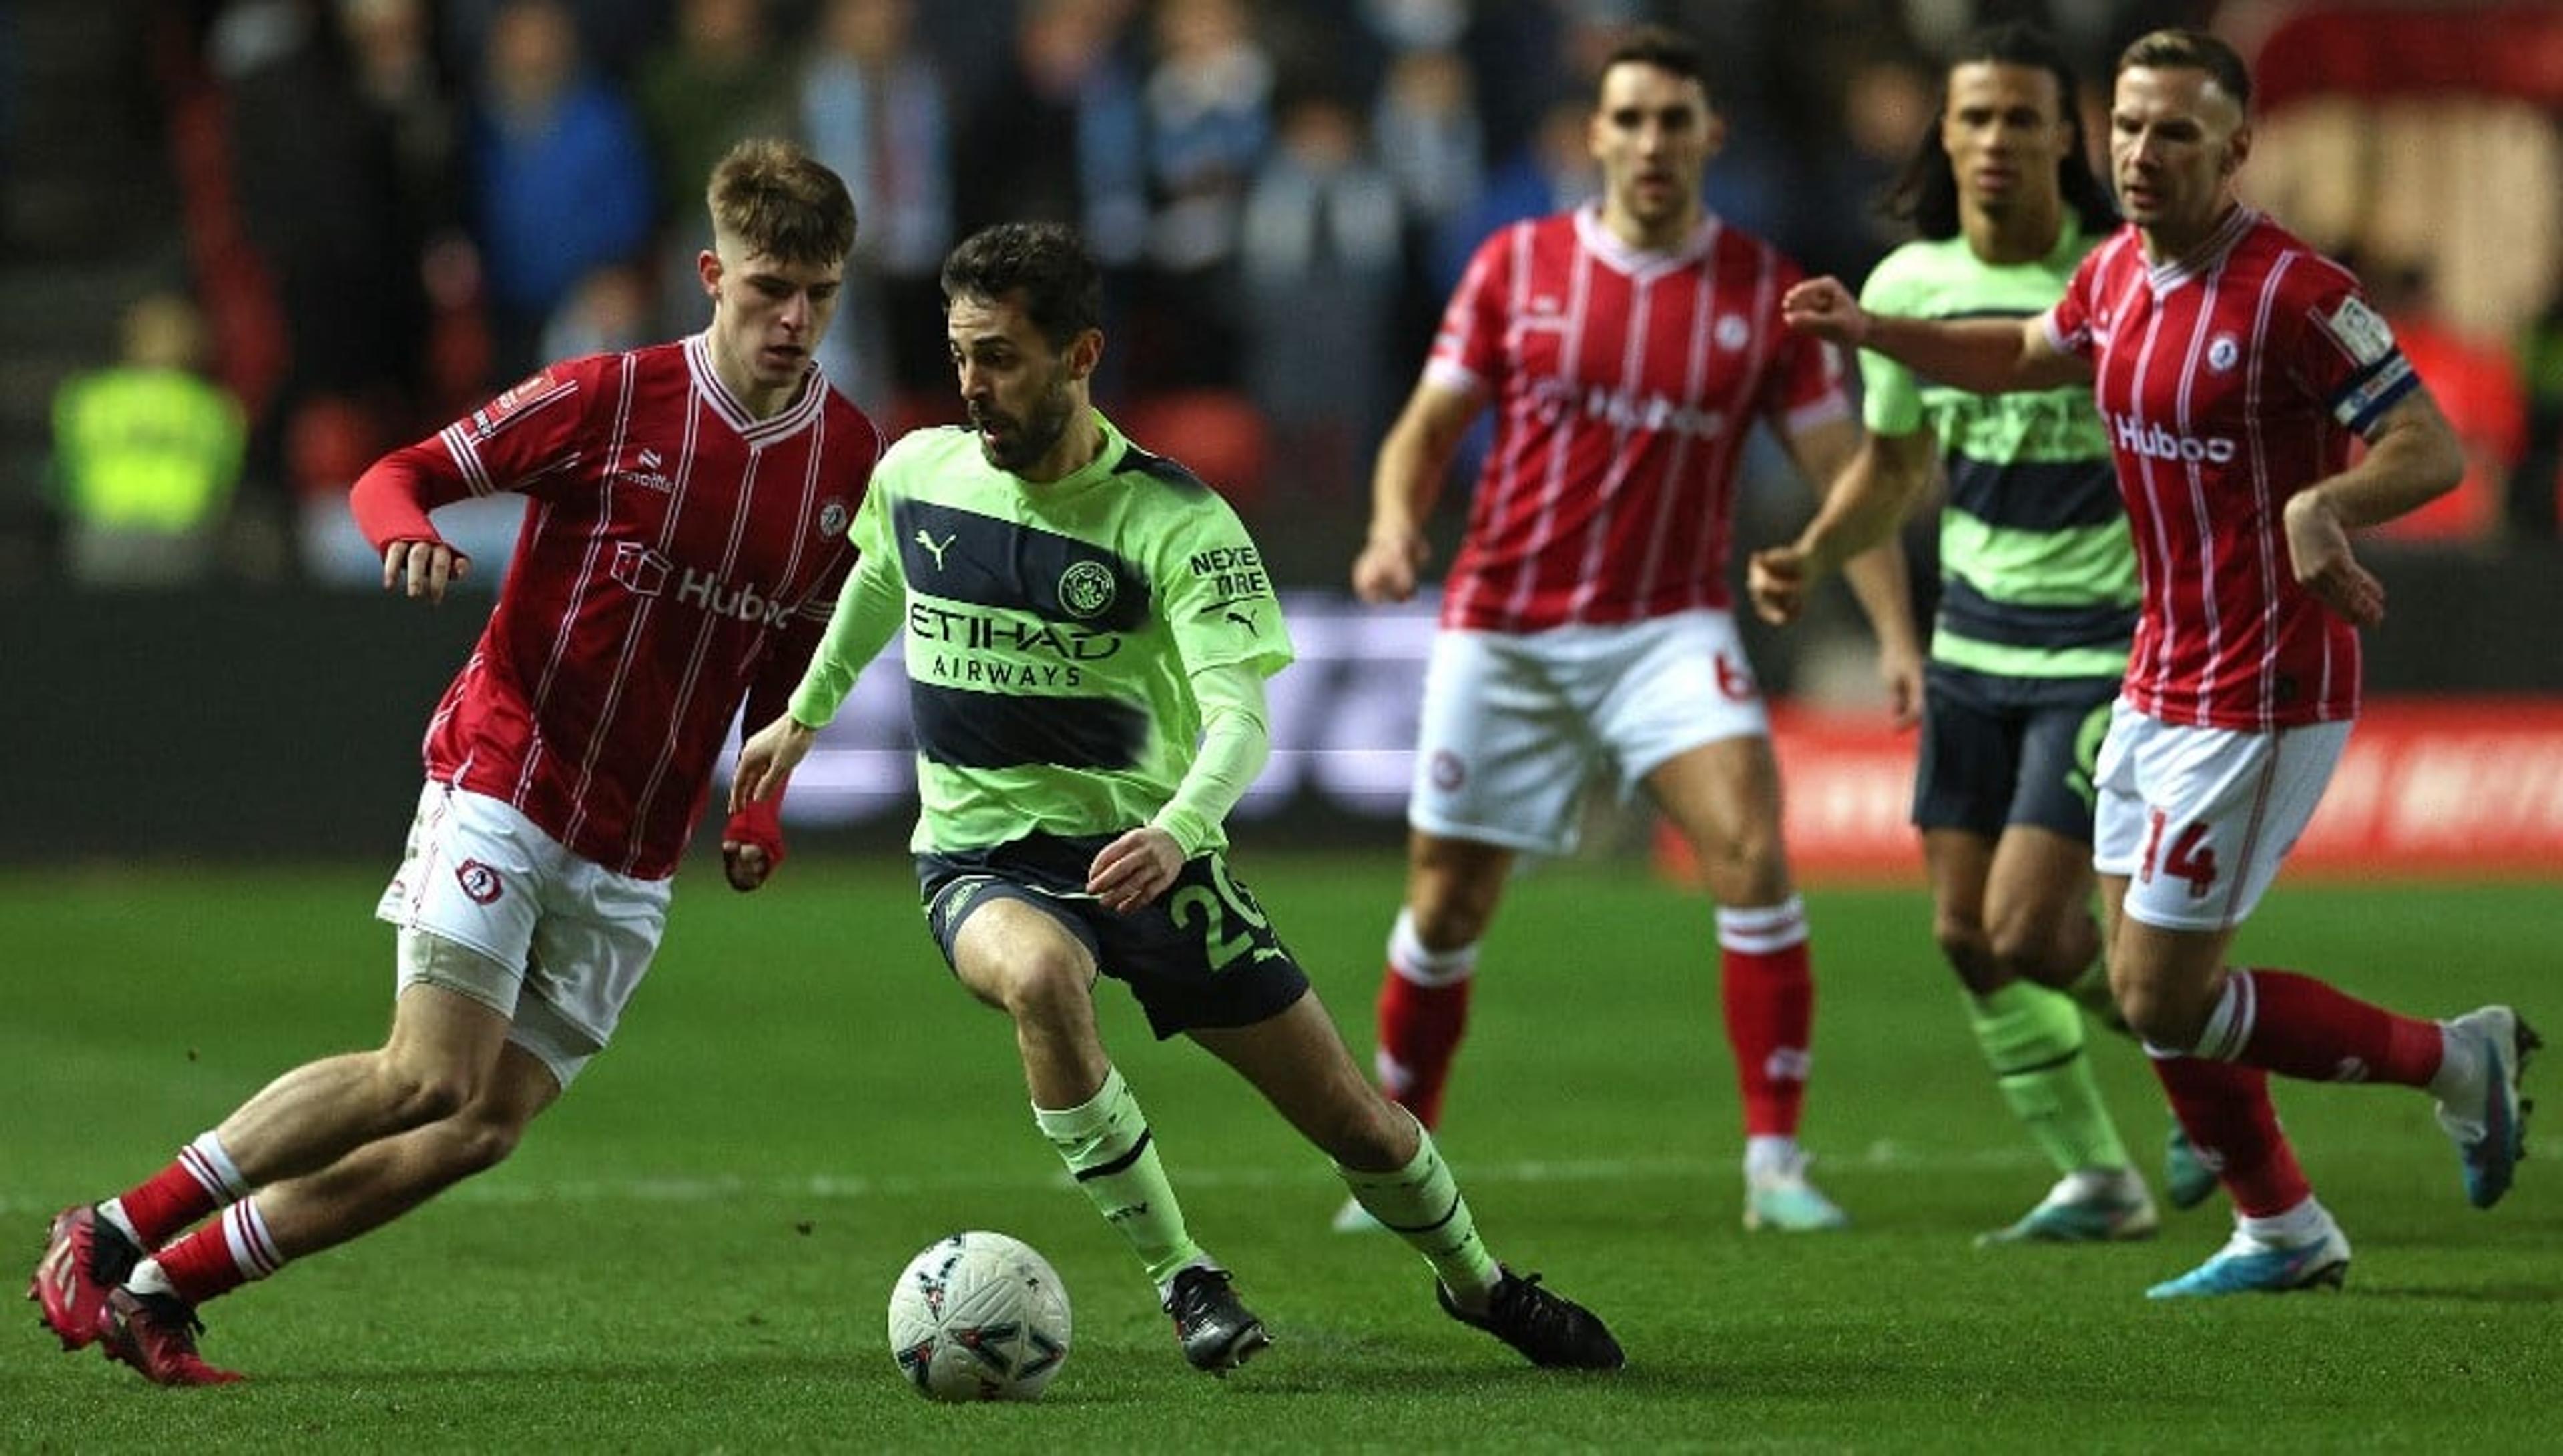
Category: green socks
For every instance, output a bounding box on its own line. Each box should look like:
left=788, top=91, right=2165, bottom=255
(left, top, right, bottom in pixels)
left=1337, top=1116, right=1501, bottom=1301
left=1033, top=1067, right=1203, bottom=1287
left=1966, top=980, right=2132, bottom=1174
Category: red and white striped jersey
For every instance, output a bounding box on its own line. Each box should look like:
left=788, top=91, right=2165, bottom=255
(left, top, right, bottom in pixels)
left=358, top=336, right=879, bottom=877
left=1426, top=208, right=1850, bottom=632
left=2045, top=207, right=2419, bottom=730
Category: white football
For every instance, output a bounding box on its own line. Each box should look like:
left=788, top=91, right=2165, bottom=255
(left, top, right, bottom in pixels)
left=886, top=1230, right=1073, bottom=1402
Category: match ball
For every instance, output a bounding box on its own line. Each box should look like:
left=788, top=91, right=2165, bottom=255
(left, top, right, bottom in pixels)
left=886, top=1230, right=1073, bottom=1401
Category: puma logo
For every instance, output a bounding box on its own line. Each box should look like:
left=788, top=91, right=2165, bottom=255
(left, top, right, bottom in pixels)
left=1224, top=608, right=1256, bottom=631
left=915, top=529, right=955, bottom=569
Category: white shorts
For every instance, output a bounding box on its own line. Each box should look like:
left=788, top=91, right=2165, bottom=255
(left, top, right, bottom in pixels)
left=1408, top=610, right=1769, bottom=855
left=2090, top=701, right=2349, bottom=932
left=374, top=781, right=671, bottom=1086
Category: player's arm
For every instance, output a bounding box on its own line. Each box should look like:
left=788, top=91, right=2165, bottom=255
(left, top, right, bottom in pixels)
left=730, top=545, right=902, bottom=812
left=1774, top=414, right=1926, bottom=725
left=349, top=441, right=476, bottom=604
left=1784, top=278, right=2089, bottom=394
left=1089, top=661, right=1273, bottom=914
left=2282, top=388, right=2464, bottom=628
left=1353, top=378, right=1481, bottom=603
left=1751, top=426, right=1937, bottom=623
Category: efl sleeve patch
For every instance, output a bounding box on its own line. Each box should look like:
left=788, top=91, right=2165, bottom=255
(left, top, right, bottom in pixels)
left=2317, top=296, right=2397, bottom=368
left=465, top=368, right=573, bottom=442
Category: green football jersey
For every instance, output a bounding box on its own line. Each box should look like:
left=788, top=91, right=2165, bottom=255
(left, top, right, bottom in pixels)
left=792, top=411, right=1293, bottom=853
left=1859, top=221, right=2137, bottom=681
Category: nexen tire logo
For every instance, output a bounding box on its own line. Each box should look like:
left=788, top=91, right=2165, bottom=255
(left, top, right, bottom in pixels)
left=2112, top=414, right=2235, bottom=464
left=609, top=542, right=792, bottom=627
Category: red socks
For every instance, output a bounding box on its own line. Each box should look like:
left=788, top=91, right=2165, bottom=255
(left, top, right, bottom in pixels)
left=1375, top=970, right=1470, bottom=1129
left=2151, top=1055, right=2310, bottom=1216
left=2206, top=968, right=2444, bottom=1087
left=117, top=1138, right=244, bottom=1248
left=2157, top=966, right=2446, bottom=1217
left=1719, top=901, right=1815, bottom=1138
left=154, top=1203, right=280, bottom=1307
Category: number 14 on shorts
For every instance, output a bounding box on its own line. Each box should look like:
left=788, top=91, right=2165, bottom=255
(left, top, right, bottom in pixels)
left=2140, top=808, right=2220, bottom=899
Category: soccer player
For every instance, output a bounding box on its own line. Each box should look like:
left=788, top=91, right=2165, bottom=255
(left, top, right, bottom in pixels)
left=1781, top=28, right=2536, bottom=1296
left=29, top=139, right=882, bottom=1383
left=1746, top=23, right=2198, bottom=1245
left=1345, top=25, right=1924, bottom=1234
left=732, top=221, right=1624, bottom=1375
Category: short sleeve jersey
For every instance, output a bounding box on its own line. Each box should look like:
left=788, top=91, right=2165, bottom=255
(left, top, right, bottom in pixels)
left=422, top=336, right=877, bottom=876
left=800, top=414, right=1294, bottom=855
left=1860, top=220, right=2135, bottom=683
left=2044, top=208, right=2419, bottom=729
left=1427, top=207, right=1852, bottom=631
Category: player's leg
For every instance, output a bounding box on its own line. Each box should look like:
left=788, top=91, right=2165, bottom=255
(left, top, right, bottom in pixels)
left=100, top=1032, right=563, bottom=1387
left=1917, top=689, right=2143, bottom=1241
left=1966, top=689, right=2159, bottom=1238
left=1964, top=825, right=2154, bottom=1243
left=1372, top=629, right=1581, bottom=1134
left=1191, top=992, right=1622, bottom=1370
left=95, top=849, right=671, bottom=1389
left=80, top=966, right=521, bottom=1385
left=1344, top=628, right=1581, bottom=1230
left=2114, top=915, right=2352, bottom=1297
left=75, top=783, right=544, bottom=1252
left=1645, top=732, right=1840, bottom=1232
left=2108, top=712, right=2534, bottom=1224
left=935, top=883, right=1241, bottom=1369
left=1374, top=831, right=1514, bottom=1128
left=33, top=935, right=519, bottom=1362
left=120, top=910, right=637, bottom=1323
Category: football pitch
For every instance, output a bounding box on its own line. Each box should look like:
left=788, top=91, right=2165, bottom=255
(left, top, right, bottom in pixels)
left=5, top=856, right=2558, bottom=1451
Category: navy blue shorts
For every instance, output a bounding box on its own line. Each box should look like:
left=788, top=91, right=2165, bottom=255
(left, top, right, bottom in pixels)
left=916, top=833, right=1311, bottom=1040
left=1910, top=666, right=2118, bottom=841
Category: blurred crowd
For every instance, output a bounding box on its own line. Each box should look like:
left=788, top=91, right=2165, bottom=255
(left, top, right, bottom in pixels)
left=42, top=0, right=2563, bottom=593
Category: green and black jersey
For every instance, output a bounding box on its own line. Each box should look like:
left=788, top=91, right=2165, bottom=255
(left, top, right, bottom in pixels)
left=1859, top=222, right=2136, bottom=682
left=790, top=412, right=1293, bottom=854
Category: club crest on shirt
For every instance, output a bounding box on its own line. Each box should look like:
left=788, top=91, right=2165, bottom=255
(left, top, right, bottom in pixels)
left=2207, top=334, right=2240, bottom=372
left=455, top=859, right=504, bottom=905
left=1058, top=560, right=1117, bottom=619
left=1714, top=314, right=1751, bottom=351
left=819, top=498, right=851, bottom=539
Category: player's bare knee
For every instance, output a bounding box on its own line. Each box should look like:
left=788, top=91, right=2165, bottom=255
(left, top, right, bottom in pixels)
left=1932, top=914, right=1996, bottom=986
left=366, top=1053, right=477, bottom=1130
left=433, top=1110, right=526, bottom=1179
left=2118, top=983, right=2211, bottom=1050
left=994, top=950, right=1093, bottom=1030
left=1694, top=835, right=1785, bottom=906
left=1985, top=926, right=2062, bottom=986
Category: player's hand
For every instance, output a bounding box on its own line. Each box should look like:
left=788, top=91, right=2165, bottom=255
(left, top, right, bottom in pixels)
left=721, top=841, right=773, bottom=892
left=1087, top=827, right=1183, bottom=913
left=1747, top=544, right=1815, bottom=624
left=2283, top=490, right=2385, bottom=627
left=382, top=539, right=469, bottom=604
left=1877, top=640, right=1926, bottom=730
left=730, top=715, right=816, bottom=811
left=1352, top=527, right=1429, bottom=605
left=1781, top=277, right=1867, bottom=345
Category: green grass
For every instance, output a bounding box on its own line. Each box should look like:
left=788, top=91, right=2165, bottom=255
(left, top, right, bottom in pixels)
left=4, top=857, right=2559, bottom=1451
